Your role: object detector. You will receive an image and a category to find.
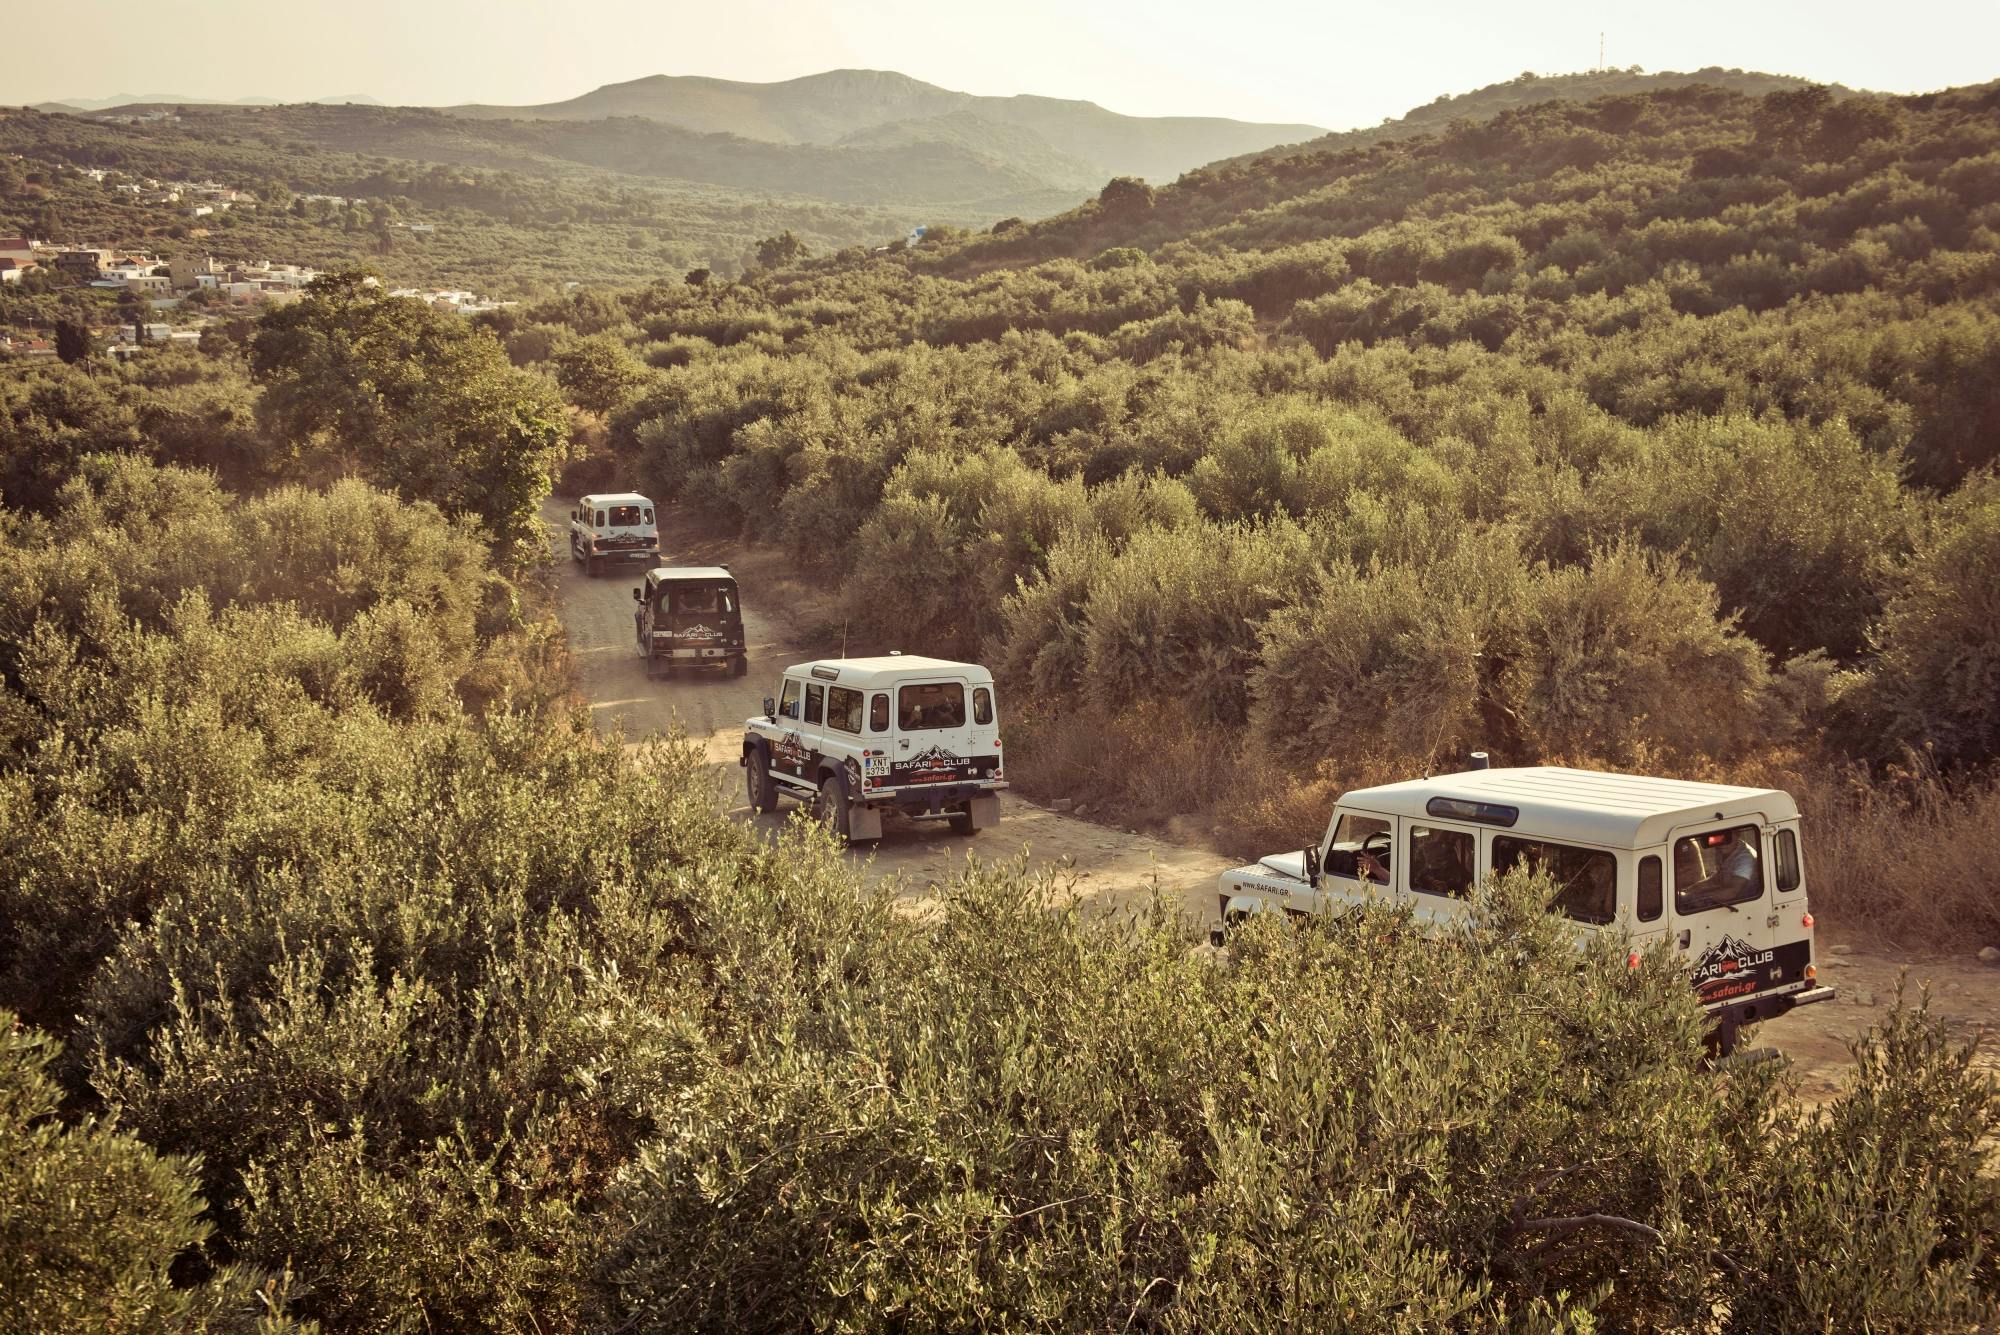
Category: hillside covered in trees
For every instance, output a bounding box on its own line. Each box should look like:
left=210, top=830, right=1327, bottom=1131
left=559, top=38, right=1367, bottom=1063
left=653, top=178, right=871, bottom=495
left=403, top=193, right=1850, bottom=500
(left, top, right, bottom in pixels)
left=520, top=78, right=2000, bottom=806
left=5, top=73, right=2000, bottom=1330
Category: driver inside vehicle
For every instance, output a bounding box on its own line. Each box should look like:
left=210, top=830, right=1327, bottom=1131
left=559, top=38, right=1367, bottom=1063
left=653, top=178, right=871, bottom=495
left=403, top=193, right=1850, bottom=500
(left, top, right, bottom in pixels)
left=1678, top=828, right=1761, bottom=910
left=1357, top=844, right=1391, bottom=884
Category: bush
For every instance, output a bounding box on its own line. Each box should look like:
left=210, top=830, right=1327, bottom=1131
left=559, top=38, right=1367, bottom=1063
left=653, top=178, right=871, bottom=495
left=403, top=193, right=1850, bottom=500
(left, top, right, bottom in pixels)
left=1841, top=473, right=2000, bottom=766
left=599, top=865, right=2000, bottom=1329
left=1500, top=544, right=1776, bottom=763
left=0, top=1013, right=306, bottom=1333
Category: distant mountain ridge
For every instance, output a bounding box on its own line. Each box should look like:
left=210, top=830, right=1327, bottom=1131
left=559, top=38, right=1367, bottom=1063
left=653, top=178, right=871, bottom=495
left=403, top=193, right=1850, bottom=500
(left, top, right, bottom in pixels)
left=1228, top=67, right=1854, bottom=165
left=35, top=93, right=382, bottom=111
left=446, top=69, right=1326, bottom=184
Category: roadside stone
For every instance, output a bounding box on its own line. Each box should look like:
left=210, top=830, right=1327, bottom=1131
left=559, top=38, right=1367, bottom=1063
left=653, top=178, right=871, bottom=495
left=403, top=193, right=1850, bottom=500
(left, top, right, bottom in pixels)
left=1852, top=989, right=1879, bottom=1007
left=1827, top=943, right=1854, bottom=955
left=1049, top=797, right=1075, bottom=813
left=1980, top=946, right=2000, bottom=964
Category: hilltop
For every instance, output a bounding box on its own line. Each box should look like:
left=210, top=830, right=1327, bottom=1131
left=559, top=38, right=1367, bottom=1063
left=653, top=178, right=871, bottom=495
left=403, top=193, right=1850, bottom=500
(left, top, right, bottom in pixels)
left=1227, top=66, right=1851, bottom=164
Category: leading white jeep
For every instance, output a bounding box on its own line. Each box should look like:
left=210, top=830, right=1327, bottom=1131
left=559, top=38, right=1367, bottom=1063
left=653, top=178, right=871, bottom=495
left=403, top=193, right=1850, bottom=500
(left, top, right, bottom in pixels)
left=569, top=492, right=659, bottom=576
left=741, top=654, right=1004, bottom=843
left=1217, top=763, right=1835, bottom=1054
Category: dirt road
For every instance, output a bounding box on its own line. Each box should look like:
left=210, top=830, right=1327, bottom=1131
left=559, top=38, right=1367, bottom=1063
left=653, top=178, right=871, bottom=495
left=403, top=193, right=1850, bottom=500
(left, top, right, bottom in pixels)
left=543, top=499, right=1996, bottom=1095
left=543, top=497, right=1236, bottom=914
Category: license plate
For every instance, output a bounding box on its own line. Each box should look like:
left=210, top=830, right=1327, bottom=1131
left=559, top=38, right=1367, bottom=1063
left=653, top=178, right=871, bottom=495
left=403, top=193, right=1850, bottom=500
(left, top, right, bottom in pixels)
left=863, top=755, right=889, bottom=777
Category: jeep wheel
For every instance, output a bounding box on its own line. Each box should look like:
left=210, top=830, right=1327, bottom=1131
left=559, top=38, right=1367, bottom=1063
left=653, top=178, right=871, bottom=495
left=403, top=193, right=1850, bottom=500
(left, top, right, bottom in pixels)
left=817, top=776, right=851, bottom=842
left=949, top=804, right=977, bottom=836
left=731, top=654, right=748, bottom=678
left=585, top=556, right=601, bottom=578
left=746, top=754, right=777, bottom=813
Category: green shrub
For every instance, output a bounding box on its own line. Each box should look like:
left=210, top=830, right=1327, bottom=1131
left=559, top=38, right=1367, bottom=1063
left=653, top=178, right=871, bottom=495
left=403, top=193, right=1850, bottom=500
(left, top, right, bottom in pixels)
left=0, top=1012, right=308, bottom=1334
left=1841, top=473, right=2000, bottom=766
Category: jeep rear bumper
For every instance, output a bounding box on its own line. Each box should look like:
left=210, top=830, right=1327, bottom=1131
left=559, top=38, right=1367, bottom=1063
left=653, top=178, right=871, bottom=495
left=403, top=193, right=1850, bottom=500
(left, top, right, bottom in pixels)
left=1708, top=983, right=1834, bottom=1034
left=863, top=782, right=1005, bottom=813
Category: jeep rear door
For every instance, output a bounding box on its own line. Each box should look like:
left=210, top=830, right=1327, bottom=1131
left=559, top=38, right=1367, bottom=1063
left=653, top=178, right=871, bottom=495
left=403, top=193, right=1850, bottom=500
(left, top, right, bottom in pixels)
left=889, top=677, right=975, bottom=785
left=1667, top=816, right=1802, bottom=1007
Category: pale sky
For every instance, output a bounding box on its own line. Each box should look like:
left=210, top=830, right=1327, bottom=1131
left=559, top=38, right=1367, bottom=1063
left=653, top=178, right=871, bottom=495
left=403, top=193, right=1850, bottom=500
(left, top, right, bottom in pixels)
left=6, top=0, right=1997, bottom=130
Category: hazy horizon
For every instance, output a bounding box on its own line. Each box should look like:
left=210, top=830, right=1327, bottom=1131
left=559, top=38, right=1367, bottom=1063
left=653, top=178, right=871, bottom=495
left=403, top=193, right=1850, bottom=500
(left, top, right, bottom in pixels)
left=6, top=0, right=1997, bottom=132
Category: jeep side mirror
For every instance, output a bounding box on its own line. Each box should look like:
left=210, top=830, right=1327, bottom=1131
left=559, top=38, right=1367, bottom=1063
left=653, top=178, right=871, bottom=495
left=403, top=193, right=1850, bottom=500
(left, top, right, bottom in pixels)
left=631, top=587, right=641, bottom=602
left=762, top=696, right=775, bottom=721
left=1304, top=845, right=1321, bottom=886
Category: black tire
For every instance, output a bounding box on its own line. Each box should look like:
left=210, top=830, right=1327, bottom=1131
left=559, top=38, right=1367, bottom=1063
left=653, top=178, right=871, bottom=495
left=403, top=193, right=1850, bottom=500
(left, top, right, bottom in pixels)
left=746, top=752, right=777, bottom=813
left=817, top=775, right=851, bottom=843
left=731, top=654, right=748, bottom=678
left=585, top=555, right=600, bottom=578
left=949, top=804, right=977, bottom=836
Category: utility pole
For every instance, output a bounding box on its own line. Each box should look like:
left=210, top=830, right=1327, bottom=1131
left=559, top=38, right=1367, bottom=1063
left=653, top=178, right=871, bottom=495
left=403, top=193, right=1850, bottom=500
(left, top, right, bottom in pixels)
left=1598, top=32, right=1605, bottom=73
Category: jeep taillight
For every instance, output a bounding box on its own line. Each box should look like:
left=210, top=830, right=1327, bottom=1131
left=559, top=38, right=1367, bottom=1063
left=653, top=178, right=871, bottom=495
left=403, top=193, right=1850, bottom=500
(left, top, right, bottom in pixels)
left=1626, top=951, right=1641, bottom=970
left=1805, top=963, right=1817, bottom=982
left=1801, top=911, right=1814, bottom=929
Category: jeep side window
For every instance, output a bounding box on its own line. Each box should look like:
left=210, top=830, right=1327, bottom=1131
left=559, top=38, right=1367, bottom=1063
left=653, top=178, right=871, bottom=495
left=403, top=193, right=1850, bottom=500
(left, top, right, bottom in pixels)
left=1492, top=835, right=1615, bottom=926
left=869, top=693, right=889, bottom=732
left=1408, top=826, right=1473, bottom=898
left=827, top=686, right=863, bottom=734
left=1324, top=813, right=1391, bottom=884
left=778, top=679, right=801, bottom=719
left=972, top=687, right=993, bottom=726
left=1638, top=855, right=1663, bottom=922
left=1673, top=824, right=1763, bottom=915
left=594, top=510, right=606, bottom=527
left=805, top=683, right=824, bottom=725
left=642, top=507, right=654, bottom=525
left=1774, top=829, right=1801, bottom=894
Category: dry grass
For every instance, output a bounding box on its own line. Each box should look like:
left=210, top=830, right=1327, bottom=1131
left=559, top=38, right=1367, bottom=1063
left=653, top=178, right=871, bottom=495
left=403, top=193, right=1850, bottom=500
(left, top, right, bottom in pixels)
left=1793, top=763, right=2000, bottom=947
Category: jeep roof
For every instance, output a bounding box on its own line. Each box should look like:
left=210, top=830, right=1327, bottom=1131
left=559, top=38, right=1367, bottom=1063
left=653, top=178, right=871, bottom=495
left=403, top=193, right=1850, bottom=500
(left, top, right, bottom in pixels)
left=778, top=655, right=993, bottom=688
left=578, top=492, right=652, bottom=507
left=1338, top=766, right=1798, bottom=849
left=642, top=565, right=734, bottom=582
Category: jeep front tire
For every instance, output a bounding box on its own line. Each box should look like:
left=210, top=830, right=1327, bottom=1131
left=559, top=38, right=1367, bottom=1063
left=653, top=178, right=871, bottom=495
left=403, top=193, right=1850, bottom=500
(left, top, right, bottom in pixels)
left=817, top=775, right=851, bottom=842
left=746, top=752, right=777, bottom=813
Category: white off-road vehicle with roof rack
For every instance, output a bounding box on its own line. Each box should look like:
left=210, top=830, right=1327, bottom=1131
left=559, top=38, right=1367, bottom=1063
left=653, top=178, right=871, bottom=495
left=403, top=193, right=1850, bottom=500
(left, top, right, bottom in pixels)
left=1217, top=762, right=1834, bottom=1054
left=632, top=565, right=745, bottom=679
left=568, top=492, right=659, bottom=576
left=741, top=654, right=1004, bottom=844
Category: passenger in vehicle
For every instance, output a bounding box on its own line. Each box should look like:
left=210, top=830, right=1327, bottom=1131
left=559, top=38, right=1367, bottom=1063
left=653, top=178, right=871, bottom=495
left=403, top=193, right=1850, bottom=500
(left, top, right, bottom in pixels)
left=679, top=586, right=717, bottom=613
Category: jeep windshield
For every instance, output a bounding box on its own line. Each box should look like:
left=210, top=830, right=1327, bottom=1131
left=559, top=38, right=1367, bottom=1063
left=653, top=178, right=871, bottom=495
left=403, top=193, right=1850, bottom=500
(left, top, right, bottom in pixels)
left=661, top=582, right=735, bottom=614
left=606, top=504, right=649, bottom=526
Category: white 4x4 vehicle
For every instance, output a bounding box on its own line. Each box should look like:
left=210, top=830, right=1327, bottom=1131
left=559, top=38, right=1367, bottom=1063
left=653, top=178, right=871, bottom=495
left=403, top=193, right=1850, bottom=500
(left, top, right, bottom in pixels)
left=741, top=654, right=1004, bottom=843
left=569, top=492, right=658, bottom=576
left=1218, top=764, right=1835, bottom=1053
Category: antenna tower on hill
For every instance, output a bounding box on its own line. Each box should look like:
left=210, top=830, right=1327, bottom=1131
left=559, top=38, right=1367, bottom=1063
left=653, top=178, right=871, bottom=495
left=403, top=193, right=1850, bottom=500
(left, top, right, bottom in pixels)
left=1598, top=32, right=1605, bottom=73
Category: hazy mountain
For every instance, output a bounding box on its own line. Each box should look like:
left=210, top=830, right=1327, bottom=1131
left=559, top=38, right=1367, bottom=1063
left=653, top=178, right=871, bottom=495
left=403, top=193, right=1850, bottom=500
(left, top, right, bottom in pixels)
left=446, top=69, right=1325, bottom=183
